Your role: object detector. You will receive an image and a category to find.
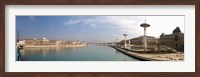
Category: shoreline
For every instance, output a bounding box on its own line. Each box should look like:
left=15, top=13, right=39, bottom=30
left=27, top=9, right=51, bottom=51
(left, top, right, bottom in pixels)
left=23, top=44, right=86, bottom=48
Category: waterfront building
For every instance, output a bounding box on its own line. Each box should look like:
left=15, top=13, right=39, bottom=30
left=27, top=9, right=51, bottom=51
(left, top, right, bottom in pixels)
left=18, top=40, right=25, bottom=45
left=119, top=40, right=128, bottom=44
left=48, top=40, right=57, bottom=45
left=56, top=41, right=62, bottom=45
left=72, top=42, right=78, bottom=45
left=160, top=27, right=184, bottom=51
left=20, top=37, right=86, bottom=46
left=22, top=39, right=39, bottom=45
left=130, top=36, right=157, bottom=46
left=64, top=41, right=74, bottom=45
left=21, top=38, right=57, bottom=45
left=17, top=41, right=24, bottom=49
left=72, top=41, right=83, bottom=45
left=42, top=37, right=49, bottom=45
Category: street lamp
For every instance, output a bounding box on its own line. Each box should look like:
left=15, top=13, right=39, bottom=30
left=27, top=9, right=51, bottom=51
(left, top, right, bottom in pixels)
left=123, top=32, right=128, bottom=48
left=140, top=21, right=150, bottom=52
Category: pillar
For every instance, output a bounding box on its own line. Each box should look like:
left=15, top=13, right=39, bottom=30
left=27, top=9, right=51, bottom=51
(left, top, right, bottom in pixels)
left=144, top=27, right=147, bottom=52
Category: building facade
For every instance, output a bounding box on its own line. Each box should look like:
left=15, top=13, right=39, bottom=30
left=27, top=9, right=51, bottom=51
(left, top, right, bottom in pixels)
left=160, top=27, right=184, bottom=51
left=130, top=36, right=157, bottom=46
left=20, top=37, right=85, bottom=46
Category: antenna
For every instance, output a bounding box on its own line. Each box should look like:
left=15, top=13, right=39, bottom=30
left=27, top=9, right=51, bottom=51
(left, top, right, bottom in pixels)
left=17, top=29, right=19, bottom=42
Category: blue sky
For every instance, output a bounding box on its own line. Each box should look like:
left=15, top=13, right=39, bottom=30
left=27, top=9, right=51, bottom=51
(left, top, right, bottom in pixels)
left=16, top=16, right=184, bottom=43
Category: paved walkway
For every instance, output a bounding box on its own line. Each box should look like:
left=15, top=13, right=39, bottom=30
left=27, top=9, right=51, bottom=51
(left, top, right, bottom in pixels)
left=112, top=46, right=184, bottom=61
left=128, top=51, right=184, bottom=61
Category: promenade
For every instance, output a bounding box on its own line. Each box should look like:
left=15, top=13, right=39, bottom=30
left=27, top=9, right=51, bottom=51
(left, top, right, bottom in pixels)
left=111, top=46, right=184, bottom=61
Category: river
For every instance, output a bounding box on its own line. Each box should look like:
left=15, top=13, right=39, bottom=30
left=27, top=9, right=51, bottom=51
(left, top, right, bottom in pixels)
left=18, top=45, right=139, bottom=61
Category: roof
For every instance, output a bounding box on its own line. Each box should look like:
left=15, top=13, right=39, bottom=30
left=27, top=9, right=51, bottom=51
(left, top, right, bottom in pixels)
left=160, top=33, right=165, bottom=37
left=173, top=27, right=181, bottom=34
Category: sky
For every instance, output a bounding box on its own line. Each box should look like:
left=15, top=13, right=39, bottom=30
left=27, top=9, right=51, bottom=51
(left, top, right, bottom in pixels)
left=16, top=16, right=184, bottom=43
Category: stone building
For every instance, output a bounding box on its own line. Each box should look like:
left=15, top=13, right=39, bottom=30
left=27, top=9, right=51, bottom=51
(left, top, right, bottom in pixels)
left=21, top=38, right=61, bottom=45
left=119, top=40, right=129, bottom=45
left=20, top=38, right=86, bottom=46
left=130, top=36, right=157, bottom=46
left=160, top=27, right=184, bottom=51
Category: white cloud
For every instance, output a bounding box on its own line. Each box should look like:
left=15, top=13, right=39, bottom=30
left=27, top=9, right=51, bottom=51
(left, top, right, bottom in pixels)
left=63, top=16, right=184, bottom=38
left=100, top=16, right=144, bottom=36
left=64, top=19, right=82, bottom=25
left=145, top=16, right=184, bottom=38
left=64, top=16, right=144, bottom=35
left=90, top=24, right=96, bottom=27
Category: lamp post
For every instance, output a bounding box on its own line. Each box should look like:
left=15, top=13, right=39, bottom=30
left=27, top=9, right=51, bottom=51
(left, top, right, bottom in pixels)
left=140, top=21, right=150, bottom=52
left=123, top=32, right=128, bottom=48
left=115, top=39, right=118, bottom=46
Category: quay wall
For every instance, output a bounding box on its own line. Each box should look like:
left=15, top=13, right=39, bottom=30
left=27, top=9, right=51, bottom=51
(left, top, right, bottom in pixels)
left=23, top=44, right=86, bottom=48
left=111, top=46, right=164, bottom=61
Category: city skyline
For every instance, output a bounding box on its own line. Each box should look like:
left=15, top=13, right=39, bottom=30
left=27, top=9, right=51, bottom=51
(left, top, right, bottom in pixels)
left=16, top=16, right=184, bottom=43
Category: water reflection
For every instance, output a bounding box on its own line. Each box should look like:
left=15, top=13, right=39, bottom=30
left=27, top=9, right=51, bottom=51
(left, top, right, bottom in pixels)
left=19, top=46, right=139, bottom=61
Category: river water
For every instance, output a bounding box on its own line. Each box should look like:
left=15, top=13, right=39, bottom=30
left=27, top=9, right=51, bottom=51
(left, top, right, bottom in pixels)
left=18, top=45, right=139, bottom=61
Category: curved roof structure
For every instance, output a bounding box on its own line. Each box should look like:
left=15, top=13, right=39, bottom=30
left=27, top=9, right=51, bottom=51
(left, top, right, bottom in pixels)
left=140, top=23, right=150, bottom=27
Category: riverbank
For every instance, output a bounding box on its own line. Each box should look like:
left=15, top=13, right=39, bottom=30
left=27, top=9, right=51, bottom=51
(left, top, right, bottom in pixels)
left=23, top=44, right=86, bottom=48
left=111, top=46, right=184, bottom=61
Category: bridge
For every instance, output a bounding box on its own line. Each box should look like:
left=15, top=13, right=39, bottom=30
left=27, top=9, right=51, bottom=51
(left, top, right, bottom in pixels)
left=87, top=43, right=115, bottom=46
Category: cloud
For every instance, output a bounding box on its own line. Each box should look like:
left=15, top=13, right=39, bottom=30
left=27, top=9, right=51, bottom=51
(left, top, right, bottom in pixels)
left=64, top=16, right=145, bottom=35
left=97, top=16, right=145, bottom=36
left=64, top=19, right=82, bottom=25
left=90, top=24, right=96, bottom=27
left=64, top=16, right=104, bottom=25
